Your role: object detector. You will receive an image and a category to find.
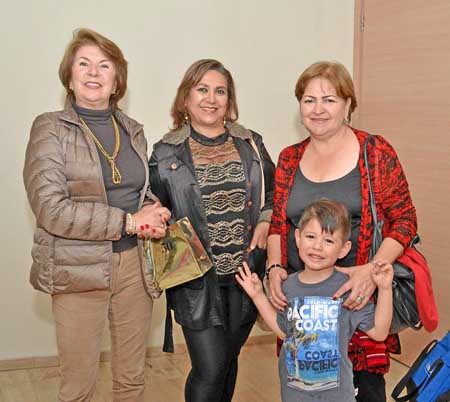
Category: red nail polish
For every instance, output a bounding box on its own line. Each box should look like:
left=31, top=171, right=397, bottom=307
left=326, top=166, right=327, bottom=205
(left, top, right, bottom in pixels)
left=145, top=224, right=150, bottom=229
left=152, top=228, right=156, bottom=234
left=140, top=225, right=145, bottom=231
left=332, top=296, right=337, bottom=301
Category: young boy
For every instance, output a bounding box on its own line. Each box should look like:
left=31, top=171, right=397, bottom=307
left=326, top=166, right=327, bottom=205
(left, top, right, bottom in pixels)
left=236, top=199, right=393, bottom=402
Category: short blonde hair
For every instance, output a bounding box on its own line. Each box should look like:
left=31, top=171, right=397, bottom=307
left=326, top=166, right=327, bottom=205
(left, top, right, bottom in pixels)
left=295, top=61, right=357, bottom=120
left=59, top=28, right=128, bottom=110
left=170, top=59, right=239, bottom=130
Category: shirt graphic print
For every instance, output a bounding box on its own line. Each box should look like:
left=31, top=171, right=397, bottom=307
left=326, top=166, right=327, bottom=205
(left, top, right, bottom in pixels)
left=284, top=296, right=342, bottom=391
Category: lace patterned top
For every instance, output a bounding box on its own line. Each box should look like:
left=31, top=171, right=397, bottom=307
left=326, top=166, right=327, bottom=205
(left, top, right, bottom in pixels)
left=189, top=128, right=246, bottom=284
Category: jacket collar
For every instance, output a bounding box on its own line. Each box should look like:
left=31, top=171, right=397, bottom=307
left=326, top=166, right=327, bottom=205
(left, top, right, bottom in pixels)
left=58, top=100, right=144, bottom=138
left=161, top=122, right=252, bottom=145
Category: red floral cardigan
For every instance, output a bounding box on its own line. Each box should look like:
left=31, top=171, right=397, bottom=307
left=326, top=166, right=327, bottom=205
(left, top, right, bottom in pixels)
left=269, top=127, right=417, bottom=373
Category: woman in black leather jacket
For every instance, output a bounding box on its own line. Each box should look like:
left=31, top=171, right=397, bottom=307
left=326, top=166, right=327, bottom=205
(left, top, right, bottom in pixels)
left=149, top=59, right=275, bottom=402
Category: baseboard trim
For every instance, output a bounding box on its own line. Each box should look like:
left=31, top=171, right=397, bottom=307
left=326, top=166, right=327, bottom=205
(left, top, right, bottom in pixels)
left=0, top=334, right=276, bottom=372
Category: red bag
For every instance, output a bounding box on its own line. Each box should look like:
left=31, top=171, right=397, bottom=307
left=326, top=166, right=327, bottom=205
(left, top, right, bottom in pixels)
left=397, top=245, right=439, bottom=332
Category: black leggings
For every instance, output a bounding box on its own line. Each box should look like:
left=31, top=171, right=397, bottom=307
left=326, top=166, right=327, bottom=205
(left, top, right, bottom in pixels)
left=182, top=286, right=254, bottom=402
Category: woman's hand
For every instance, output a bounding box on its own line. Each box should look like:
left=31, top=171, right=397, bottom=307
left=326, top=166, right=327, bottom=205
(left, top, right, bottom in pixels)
left=267, top=267, right=288, bottom=310
left=133, top=202, right=171, bottom=239
left=235, top=262, right=264, bottom=300
left=333, top=263, right=377, bottom=310
left=249, top=221, right=270, bottom=250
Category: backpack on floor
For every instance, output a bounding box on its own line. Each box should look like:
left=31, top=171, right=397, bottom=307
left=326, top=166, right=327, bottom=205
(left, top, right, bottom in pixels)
left=391, top=331, right=450, bottom=402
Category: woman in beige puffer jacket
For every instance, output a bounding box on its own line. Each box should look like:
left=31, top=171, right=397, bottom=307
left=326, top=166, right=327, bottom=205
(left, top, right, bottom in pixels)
left=23, top=28, right=170, bottom=402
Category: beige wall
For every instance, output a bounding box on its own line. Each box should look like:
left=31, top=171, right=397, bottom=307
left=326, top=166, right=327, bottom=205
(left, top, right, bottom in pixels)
left=1, top=0, right=355, bottom=360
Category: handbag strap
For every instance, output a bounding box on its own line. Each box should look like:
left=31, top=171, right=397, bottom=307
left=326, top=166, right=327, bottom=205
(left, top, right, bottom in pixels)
left=364, top=136, right=420, bottom=255
left=363, top=135, right=384, bottom=258
left=249, top=135, right=265, bottom=210
left=363, top=136, right=377, bottom=224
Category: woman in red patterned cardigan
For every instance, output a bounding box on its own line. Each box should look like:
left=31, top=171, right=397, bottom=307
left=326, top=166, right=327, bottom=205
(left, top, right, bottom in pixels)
left=266, top=61, right=417, bottom=402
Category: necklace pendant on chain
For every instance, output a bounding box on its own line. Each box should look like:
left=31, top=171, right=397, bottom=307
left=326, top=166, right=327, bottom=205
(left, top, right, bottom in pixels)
left=110, top=160, right=122, bottom=184
left=80, top=116, right=122, bottom=185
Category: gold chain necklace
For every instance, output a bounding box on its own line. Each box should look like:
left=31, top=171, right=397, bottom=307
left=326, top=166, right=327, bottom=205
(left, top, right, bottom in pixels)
left=80, top=116, right=122, bottom=184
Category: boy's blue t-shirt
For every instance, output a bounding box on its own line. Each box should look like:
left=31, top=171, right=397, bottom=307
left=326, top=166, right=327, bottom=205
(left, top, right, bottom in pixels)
left=276, top=269, right=375, bottom=402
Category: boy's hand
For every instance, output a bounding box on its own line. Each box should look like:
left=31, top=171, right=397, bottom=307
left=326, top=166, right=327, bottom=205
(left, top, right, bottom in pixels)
left=236, top=262, right=264, bottom=300
left=370, top=260, right=394, bottom=290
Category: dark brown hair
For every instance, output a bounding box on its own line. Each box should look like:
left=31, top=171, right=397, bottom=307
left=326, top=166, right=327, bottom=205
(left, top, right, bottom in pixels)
left=294, top=61, right=357, bottom=121
left=170, top=59, right=239, bottom=130
left=298, top=198, right=351, bottom=242
left=59, top=28, right=128, bottom=110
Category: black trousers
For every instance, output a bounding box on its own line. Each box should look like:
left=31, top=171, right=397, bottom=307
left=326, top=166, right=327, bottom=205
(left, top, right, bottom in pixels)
left=182, top=286, right=254, bottom=402
left=354, top=370, right=386, bottom=402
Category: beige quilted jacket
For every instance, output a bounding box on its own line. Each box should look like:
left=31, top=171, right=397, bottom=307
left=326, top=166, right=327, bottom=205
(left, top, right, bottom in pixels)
left=23, top=102, right=158, bottom=296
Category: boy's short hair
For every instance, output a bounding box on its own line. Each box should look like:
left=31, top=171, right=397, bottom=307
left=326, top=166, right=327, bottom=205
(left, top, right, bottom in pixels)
left=297, top=198, right=351, bottom=241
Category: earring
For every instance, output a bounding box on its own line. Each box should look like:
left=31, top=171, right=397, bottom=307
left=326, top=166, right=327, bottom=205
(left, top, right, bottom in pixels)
left=344, top=116, right=350, bottom=125
left=184, top=112, right=190, bottom=125
left=223, top=116, right=227, bottom=127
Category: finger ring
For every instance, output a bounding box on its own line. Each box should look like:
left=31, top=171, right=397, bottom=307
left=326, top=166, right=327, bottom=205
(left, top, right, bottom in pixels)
left=268, top=296, right=273, bottom=300
left=356, top=295, right=364, bottom=303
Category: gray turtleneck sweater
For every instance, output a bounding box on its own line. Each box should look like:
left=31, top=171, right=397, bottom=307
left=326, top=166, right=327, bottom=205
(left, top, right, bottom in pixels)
left=73, top=102, right=145, bottom=252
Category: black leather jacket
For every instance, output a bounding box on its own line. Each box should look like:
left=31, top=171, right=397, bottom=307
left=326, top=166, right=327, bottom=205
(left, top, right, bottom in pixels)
left=149, top=122, right=275, bottom=334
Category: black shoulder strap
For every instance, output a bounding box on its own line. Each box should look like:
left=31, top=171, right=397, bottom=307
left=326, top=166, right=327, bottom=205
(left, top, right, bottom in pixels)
left=363, top=135, right=384, bottom=259
left=363, top=135, right=377, bottom=225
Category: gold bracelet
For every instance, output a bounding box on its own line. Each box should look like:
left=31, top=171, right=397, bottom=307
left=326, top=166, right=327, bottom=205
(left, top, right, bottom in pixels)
left=125, top=213, right=136, bottom=235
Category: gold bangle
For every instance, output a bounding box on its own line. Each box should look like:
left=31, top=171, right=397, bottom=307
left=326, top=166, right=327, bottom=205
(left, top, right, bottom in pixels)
left=125, top=213, right=136, bottom=235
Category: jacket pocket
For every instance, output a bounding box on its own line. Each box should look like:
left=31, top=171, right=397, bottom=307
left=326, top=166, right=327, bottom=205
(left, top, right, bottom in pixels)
left=30, top=227, right=55, bottom=294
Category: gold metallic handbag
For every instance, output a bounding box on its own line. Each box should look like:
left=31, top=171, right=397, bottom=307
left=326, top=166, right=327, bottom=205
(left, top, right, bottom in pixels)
left=143, top=217, right=213, bottom=291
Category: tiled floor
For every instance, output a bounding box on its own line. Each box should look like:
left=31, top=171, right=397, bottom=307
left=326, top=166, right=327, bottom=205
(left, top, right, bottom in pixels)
left=0, top=340, right=409, bottom=402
